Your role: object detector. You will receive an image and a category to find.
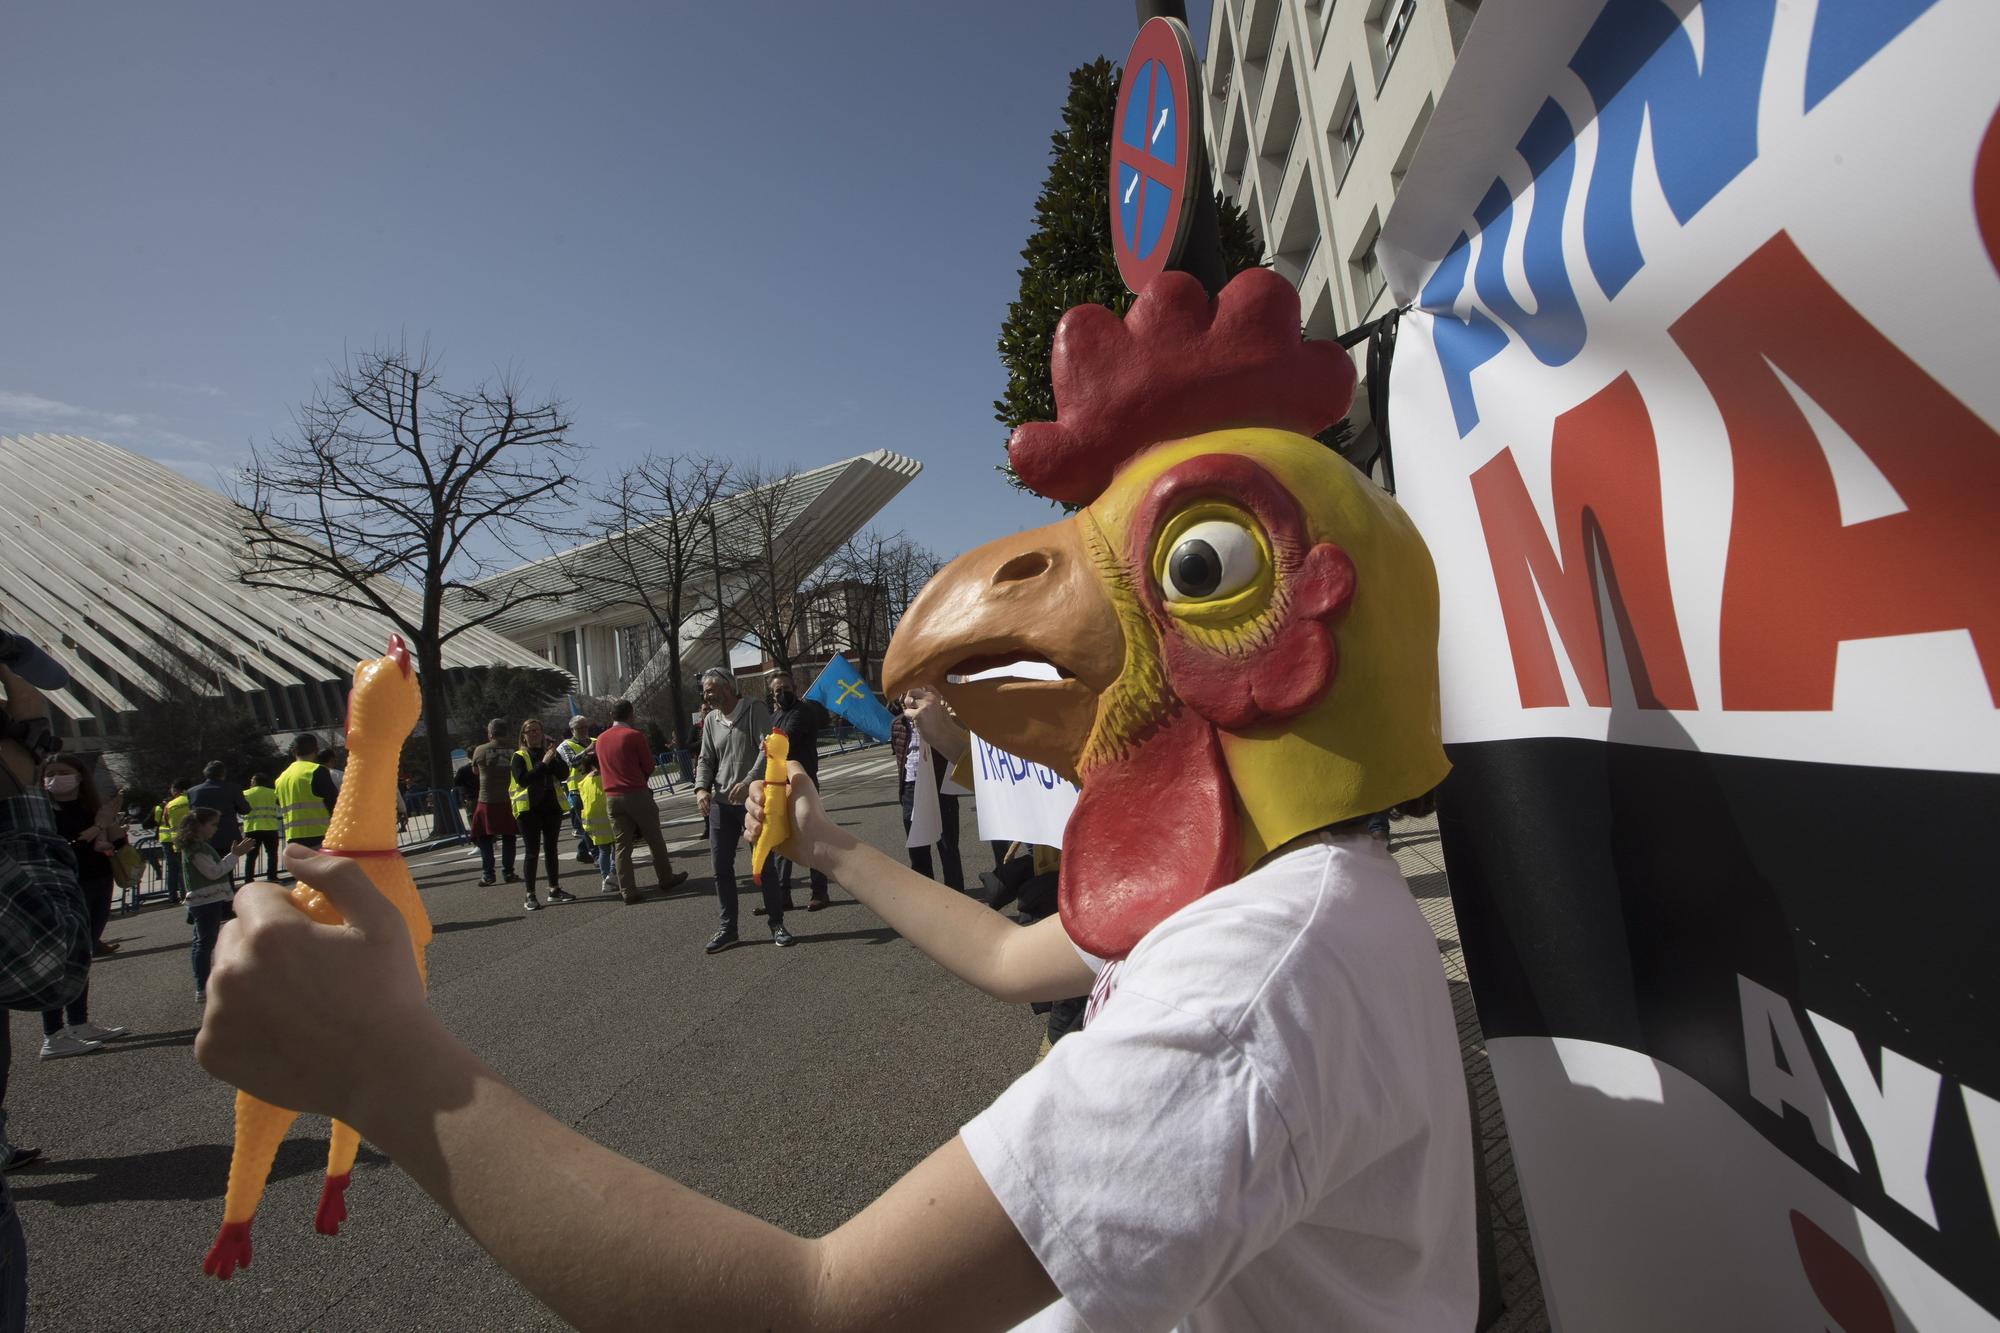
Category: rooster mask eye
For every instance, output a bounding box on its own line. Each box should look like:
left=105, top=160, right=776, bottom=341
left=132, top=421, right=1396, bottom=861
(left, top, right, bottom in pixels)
left=1159, top=516, right=1266, bottom=605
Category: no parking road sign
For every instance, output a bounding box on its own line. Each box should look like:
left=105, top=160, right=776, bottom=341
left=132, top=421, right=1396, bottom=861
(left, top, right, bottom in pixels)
left=1111, top=17, right=1205, bottom=295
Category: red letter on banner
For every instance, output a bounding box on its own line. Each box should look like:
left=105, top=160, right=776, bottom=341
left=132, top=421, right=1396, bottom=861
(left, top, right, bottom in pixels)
left=1672, top=233, right=2000, bottom=710
left=1470, top=374, right=1696, bottom=710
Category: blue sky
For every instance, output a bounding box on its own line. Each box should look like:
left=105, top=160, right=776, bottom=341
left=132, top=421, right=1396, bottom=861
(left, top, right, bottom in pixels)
left=0, top=2, right=1210, bottom=567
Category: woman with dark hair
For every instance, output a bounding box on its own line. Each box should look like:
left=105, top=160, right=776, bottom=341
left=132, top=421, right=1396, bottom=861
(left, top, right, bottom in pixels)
left=35, top=752, right=130, bottom=1059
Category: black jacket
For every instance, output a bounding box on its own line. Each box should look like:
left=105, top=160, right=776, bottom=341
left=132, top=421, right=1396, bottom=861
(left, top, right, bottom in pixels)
left=769, top=699, right=822, bottom=780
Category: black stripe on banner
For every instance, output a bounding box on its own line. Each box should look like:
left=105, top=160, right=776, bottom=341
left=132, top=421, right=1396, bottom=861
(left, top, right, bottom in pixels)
left=1438, top=735, right=2000, bottom=1313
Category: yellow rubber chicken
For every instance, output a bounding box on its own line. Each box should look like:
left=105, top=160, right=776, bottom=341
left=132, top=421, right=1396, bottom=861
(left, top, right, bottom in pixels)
left=748, top=730, right=791, bottom=885
left=202, top=635, right=435, bottom=1280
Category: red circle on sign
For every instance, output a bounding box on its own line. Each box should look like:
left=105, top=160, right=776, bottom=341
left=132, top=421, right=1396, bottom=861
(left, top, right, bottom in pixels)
left=1110, top=17, right=1204, bottom=295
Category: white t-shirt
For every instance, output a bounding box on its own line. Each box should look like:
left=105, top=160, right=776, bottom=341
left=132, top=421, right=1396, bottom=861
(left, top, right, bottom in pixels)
left=961, top=833, right=1475, bottom=1333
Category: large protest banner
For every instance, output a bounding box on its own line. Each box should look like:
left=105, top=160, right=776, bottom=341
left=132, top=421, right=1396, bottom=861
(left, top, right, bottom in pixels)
left=1378, top=0, right=1999, bottom=1326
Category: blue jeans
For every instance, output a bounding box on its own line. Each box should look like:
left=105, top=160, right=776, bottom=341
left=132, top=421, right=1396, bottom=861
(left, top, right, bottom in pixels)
left=708, top=801, right=781, bottom=930
left=595, top=845, right=614, bottom=880
left=163, top=852, right=183, bottom=901
left=190, top=900, right=234, bottom=995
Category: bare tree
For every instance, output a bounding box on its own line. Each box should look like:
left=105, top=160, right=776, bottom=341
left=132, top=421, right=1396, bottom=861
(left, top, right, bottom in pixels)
left=581, top=453, right=733, bottom=753
left=236, top=344, right=582, bottom=790
left=715, top=464, right=850, bottom=678
left=829, top=529, right=941, bottom=688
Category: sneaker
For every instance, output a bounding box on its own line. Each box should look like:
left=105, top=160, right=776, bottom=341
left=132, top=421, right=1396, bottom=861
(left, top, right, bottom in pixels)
left=664, top=869, right=690, bottom=890
left=0, top=1144, right=41, bottom=1172
left=771, top=926, right=796, bottom=948
left=39, top=1032, right=101, bottom=1061
left=67, top=1022, right=128, bottom=1042
left=548, top=888, right=576, bottom=904
left=574, top=849, right=595, bottom=865
left=503, top=872, right=520, bottom=884
left=806, top=897, right=831, bottom=912
left=523, top=894, right=542, bottom=913
left=704, top=928, right=739, bottom=955
left=600, top=876, right=618, bottom=895
left=477, top=876, right=497, bottom=887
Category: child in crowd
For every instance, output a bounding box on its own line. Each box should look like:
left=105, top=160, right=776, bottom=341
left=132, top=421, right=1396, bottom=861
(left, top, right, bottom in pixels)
left=569, top=754, right=618, bottom=894
left=178, top=808, right=256, bottom=1002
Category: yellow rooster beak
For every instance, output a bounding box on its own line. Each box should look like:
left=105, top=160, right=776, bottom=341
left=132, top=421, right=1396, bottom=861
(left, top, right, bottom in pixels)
left=881, top=518, right=1122, bottom=783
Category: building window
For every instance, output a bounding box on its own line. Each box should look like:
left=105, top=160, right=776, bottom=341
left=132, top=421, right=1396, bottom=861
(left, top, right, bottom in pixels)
left=1373, top=0, right=1419, bottom=89
left=1351, top=226, right=1387, bottom=314
left=1332, top=96, right=1364, bottom=189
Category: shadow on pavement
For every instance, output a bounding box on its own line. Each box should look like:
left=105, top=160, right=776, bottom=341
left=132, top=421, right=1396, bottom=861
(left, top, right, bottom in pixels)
left=91, top=1027, right=200, bottom=1054
left=7, top=1137, right=389, bottom=1208
left=792, top=927, right=898, bottom=947
left=430, top=916, right=523, bottom=935
left=94, top=939, right=196, bottom=963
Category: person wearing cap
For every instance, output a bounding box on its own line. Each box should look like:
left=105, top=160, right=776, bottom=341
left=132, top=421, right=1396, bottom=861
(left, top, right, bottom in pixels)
left=555, top=716, right=595, bottom=863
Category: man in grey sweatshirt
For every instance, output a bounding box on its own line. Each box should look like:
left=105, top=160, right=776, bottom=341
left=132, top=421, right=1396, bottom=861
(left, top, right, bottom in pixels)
left=693, top=668, right=786, bottom=953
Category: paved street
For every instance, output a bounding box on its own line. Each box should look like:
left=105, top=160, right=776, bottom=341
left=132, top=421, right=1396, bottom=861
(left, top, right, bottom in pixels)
left=9, top=748, right=1548, bottom=1331
left=10, top=748, right=1040, bottom=1331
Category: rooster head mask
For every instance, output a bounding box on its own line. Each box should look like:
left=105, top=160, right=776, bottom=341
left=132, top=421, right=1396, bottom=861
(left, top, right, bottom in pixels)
left=884, top=268, right=1447, bottom=960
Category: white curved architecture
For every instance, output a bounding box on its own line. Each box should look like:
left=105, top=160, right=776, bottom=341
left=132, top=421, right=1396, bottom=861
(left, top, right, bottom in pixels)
left=0, top=433, right=564, bottom=747
left=468, top=449, right=922, bottom=698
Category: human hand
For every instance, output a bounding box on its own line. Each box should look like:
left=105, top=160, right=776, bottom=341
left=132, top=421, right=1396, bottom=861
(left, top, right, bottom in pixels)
left=745, top=762, right=841, bottom=873
left=725, top=780, right=750, bottom=806
left=196, top=845, right=433, bottom=1125
left=907, top=693, right=969, bottom=763
left=231, top=837, right=257, bottom=857
left=696, top=790, right=711, bottom=819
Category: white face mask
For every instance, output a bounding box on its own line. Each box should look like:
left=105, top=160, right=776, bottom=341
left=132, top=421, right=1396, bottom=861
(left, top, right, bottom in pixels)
left=43, top=772, right=80, bottom=800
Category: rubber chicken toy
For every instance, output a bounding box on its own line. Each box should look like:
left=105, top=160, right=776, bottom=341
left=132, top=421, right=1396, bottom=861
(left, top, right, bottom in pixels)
left=748, top=730, right=791, bottom=885
left=202, top=635, right=436, bottom=1280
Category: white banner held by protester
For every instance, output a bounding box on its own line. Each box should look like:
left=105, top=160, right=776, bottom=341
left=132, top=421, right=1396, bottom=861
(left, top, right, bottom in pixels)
left=1380, top=0, right=2000, bottom=1327
left=905, top=735, right=942, bottom=850
left=961, top=661, right=1080, bottom=848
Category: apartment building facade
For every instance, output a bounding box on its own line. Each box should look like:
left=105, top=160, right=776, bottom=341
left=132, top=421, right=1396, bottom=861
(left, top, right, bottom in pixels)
left=1203, top=0, right=1480, bottom=411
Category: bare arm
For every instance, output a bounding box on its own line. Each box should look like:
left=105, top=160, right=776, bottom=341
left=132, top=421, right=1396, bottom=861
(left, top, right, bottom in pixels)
left=197, top=849, right=1058, bottom=1333
left=750, top=765, right=1095, bottom=1005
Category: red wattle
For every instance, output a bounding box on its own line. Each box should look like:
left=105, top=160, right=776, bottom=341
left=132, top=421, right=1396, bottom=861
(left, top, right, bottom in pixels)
left=314, top=1172, right=351, bottom=1236
left=202, top=1219, right=254, bottom=1279
left=1060, top=706, right=1237, bottom=960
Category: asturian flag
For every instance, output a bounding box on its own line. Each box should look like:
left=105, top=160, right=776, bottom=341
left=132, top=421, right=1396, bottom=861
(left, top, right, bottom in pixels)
left=804, top=653, right=896, bottom=742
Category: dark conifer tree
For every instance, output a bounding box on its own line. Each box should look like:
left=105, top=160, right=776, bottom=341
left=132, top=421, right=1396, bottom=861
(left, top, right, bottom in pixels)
left=995, top=58, right=1265, bottom=491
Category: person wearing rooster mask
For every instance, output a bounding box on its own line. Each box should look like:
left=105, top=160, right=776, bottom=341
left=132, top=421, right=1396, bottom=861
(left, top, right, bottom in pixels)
left=194, top=270, right=1471, bottom=1330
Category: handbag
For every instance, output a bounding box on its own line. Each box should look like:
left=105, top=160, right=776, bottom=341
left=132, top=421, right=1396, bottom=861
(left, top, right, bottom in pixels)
left=110, top=844, right=145, bottom=889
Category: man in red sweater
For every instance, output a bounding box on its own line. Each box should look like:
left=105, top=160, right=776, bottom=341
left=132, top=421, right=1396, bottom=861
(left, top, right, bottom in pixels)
left=595, top=700, right=688, bottom=904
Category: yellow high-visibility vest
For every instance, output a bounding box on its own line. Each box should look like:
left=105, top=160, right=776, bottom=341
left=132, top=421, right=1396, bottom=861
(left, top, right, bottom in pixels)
left=163, top=794, right=191, bottom=840
left=509, top=748, right=533, bottom=816
left=578, top=773, right=614, bottom=846
left=276, top=760, right=331, bottom=843
left=241, top=786, right=280, bottom=834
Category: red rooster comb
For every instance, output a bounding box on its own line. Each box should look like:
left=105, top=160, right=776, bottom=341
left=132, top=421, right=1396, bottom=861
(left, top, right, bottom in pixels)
left=1007, top=268, right=1357, bottom=506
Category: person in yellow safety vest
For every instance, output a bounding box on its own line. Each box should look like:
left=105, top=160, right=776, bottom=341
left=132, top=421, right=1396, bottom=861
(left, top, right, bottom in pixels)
left=555, top=714, right=596, bottom=863
left=570, top=753, right=619, bottom=894
left=275, top=733, right=338, bottom=851
left=509, top=718, right=573, bottom=913
left=240, top=772, right=282, bottom=882
left=161, top=780, right=192, bottom=902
